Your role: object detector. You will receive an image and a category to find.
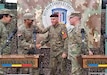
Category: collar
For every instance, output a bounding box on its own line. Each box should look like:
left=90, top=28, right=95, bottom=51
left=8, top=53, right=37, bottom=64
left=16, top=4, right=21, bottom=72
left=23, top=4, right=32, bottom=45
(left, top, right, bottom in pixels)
left=52, top=23, right=59, bottom=28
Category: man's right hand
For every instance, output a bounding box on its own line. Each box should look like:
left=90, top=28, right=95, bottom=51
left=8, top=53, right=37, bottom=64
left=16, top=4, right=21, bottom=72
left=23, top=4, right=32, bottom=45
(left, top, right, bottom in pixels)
left=36, top=44, right=42, bottom=49
left=89, top=50, right=93, bottom=55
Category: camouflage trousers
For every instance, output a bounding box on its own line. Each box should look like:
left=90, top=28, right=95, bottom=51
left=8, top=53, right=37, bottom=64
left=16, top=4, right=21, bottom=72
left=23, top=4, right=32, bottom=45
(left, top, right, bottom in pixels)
left=70, top=56, right=83, bottom=75
left=72, top=68, right=83, bottom=75
left=49, top=54, right=67, bottom=75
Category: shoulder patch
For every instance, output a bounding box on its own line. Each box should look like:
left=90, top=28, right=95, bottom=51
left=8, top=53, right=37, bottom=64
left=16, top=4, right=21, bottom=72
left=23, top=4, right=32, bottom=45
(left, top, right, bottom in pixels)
left=62, top=31, right=67, bottom=39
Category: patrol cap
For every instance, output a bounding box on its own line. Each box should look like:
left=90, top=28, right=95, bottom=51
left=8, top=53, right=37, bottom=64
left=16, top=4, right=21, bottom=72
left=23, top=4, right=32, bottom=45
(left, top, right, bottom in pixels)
left=70, top=12, right=81, bottom=19
left=23, top=13, right=35, bottom=20
left=0, top=9, right=14, bottom=16
left=50, top=13, right=58, bottom=17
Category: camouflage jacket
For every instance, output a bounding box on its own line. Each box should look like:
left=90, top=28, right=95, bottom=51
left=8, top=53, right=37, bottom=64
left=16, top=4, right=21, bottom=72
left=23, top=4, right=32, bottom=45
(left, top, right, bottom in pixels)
left=41, top=23, right=68, bottom=57
left=18, top=24, right=48, bottom=51
left=0, top=20, right=10, bottom=54
left=68, top=24, right=89, bottom=59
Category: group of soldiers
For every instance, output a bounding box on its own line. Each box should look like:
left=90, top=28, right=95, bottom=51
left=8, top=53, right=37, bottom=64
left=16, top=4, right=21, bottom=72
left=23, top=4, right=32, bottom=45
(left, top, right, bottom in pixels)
left=0, top=9, right=93, bottom=75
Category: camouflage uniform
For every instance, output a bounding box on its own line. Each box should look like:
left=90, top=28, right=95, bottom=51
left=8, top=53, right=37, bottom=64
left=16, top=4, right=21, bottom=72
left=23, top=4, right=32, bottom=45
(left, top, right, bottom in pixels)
left=0, top=20, right=10, bottom=75
left=68, top=24, right=89, bottom=75
left=18, top=24, right=40, bottom=75
left=18, top=24, right=45, bottom=54
left=0, top=20, right=10, bottom=54
left=0, top=9, right=14, bottom=55
left=0, top=9, right=14, bottom=75
left=68, top=24, right=81, bottom=75
left=41, top=23, right=68, bottom=75
left=18, top=12, right=49, bottom=75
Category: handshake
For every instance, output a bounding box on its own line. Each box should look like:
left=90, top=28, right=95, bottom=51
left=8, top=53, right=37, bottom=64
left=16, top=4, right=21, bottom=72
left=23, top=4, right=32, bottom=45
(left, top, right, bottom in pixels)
left=35, top=44, right=67, bottom=58
left=27, top=44, right=42, bottom=54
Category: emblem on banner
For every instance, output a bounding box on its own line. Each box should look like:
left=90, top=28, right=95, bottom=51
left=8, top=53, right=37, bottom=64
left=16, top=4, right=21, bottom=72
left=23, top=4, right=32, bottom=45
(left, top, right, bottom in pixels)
left=52, top=8, right=67, bottom=24
left=42, top=1, right=74, bottom=28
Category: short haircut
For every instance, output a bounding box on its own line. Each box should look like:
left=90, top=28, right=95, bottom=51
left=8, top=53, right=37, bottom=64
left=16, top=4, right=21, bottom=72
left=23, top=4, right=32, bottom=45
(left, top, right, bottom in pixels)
left=70, top=13, right=81, bottom=19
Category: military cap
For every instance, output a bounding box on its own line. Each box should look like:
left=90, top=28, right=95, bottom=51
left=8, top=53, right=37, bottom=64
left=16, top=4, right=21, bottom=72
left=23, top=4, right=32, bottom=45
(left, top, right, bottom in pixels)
left=0, top=9, right=14, bottom=16
left=70, top=12, right=81, bottom=19
left=23, top=13, right=35, bottom=20
left=50, top=13, right=58, bottom=17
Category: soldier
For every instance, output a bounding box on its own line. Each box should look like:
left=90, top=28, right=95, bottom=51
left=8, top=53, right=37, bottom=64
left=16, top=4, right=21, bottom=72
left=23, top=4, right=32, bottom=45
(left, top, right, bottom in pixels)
left=18, top=12, right=49, bottom=75
left=0, top=9, right=14, bottom=75
left=0, top=9, right=14, bottom=54
left=18, top=12, right=39, bottom=75
left=36, top=13, right=68, bottom=75
left=18, top=12, right=47, bottom=54
left=18, top=12, right=34, bottom=54
left=68, top=13, right=93, bottom=75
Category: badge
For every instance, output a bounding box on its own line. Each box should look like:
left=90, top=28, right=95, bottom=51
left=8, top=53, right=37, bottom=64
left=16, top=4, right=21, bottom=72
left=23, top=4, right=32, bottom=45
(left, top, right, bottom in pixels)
left=62, top=31, right=67, bottom=39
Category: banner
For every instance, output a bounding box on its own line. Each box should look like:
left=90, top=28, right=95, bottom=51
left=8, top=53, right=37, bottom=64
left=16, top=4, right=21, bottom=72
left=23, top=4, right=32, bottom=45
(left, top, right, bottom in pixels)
left=17, top=0, right=101, bottom=48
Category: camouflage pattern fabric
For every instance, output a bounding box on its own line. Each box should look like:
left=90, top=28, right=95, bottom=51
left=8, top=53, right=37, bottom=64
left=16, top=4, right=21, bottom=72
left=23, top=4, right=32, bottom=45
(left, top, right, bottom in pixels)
left=18, top=23, right=50, bottom=74
left=18, top=24, right=41, bottom=75
left=18, top=24, right=50, bottom=54
left=0, top=20, right=11, bottom=55
left=68, top=24, right=89, bottom=75
left=0, top=20, right=12, bottom=75
left=41, top=23, right=68, bottom=75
